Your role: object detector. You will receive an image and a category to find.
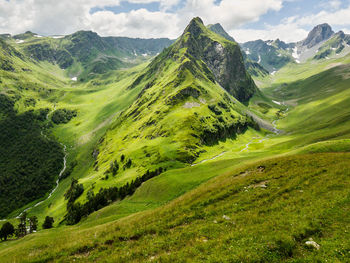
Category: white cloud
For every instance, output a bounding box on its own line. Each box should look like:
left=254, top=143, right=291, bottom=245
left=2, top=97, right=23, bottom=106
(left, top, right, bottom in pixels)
left=0, top=0, right=120, bottom=35
left=0, top=0, right=349, bottom=43
left=0, top=0, right=284, bottom=39
left=232, top=2, right=350, bottom=43
left=123, top=0, right=181, bottom=11
left=90, top=9, right=180, bottom=38
left=320, top=0, right=342, bottom=10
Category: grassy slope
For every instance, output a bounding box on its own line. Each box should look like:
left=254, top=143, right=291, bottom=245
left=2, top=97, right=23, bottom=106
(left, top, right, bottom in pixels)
left=14, top=63, right=149, bottom=226
left=0, top=153, right=349, bottom=262
left=0, top=38, right=151, bottom=225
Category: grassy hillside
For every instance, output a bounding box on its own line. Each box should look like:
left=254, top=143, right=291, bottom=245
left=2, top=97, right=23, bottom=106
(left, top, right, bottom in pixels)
left=0, top=152, right=349, bottom=262
left=0, top=35, right=151, bottom=223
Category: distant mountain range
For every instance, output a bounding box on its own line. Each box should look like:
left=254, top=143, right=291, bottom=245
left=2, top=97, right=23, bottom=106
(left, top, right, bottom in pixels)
left=241, top=23, right=350, bottom=73
left=0, top=30, right=173, bottom=81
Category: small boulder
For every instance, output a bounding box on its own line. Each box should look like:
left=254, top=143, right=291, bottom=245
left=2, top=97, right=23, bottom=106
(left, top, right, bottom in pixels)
left=223, top=215, right=231, bottom=220
left=305, top=238, right=320, bottom=250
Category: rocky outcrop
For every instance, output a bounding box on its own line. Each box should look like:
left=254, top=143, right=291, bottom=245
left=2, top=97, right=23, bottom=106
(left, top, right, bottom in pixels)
left=207, top=23, right=235, bottom=42
left=302, top=24, right=334, bottom=48
left=180, top=18, right=257, bottom=102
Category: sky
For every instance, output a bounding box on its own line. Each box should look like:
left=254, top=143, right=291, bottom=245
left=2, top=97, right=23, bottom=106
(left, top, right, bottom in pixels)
left=1, top=0, right=350, bottom=43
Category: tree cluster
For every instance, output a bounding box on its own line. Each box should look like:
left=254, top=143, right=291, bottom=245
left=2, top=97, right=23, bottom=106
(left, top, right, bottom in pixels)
left=0, top=212, right=43, bottom=242
left=64, top=178, right=84, bottom=203
left=51, top=109, right=77, bottom=124
left=0, top=94, right=64, bottom=218
left=65, top=167, right=164, bottom=225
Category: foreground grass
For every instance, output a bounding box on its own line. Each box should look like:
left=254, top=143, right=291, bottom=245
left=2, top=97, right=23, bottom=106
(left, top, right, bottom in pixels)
left=0, top=152, right=349, bottom=262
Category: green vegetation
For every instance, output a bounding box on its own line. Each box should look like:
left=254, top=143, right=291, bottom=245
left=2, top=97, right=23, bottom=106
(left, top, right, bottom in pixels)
left=0, top=95, right=63, bottom=217
left=42, top=216, right=54, bottom=229
left=51, top=109, right=77, bottom=124
left=0, top=222, right=14, bottom=241
left=0, top=153, right=349, bottom=262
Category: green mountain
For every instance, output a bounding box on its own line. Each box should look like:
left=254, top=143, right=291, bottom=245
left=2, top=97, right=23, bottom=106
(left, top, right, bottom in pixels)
left=4, top=30, right=173, bottom=81
left=94, top=17, right=258, bottom=177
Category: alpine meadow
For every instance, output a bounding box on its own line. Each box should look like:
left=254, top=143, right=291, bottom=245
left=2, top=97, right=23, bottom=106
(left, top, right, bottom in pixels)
left=0, top=1, right=349, bottom=262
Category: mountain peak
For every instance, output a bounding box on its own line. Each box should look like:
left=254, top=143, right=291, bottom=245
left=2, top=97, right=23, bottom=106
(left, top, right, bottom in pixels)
left=207, top=23, right=235, bottom=42
left=176, top=18, right=256, bottom=102
left=303, top=23, right=334, bottom=48
left=184, top=17, right=205, bottom=37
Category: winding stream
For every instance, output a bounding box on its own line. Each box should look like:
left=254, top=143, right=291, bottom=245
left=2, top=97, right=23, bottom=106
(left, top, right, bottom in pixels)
left=16, top=108, right=67, bottom=218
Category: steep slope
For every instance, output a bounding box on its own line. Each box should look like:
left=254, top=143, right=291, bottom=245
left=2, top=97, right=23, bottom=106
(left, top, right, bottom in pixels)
left=93, top=17, right=258, bottom=187
left=207, top=23, right=235, bottom=42
left=0, top=38, right=23, bottom=71
left=241, top=39, right=294, bottom=72
left=301, top=23, right=334, bottom=48
left=312, top=30, right=350, bottom=60
left=206, top=23, right=268, bottom=77
left=0, top=41, right=67, bottom=217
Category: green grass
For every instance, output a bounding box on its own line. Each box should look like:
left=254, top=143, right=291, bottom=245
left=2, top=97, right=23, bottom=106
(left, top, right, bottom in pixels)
left=0, top=153, right=349, bottom=262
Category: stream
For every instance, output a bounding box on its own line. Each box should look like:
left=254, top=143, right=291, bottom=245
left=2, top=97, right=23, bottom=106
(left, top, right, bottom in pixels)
left=16, top=107, right=67, bottom=218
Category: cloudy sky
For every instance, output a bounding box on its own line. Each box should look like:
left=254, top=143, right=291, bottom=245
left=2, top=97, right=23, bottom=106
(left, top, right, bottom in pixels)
left=1, top=0, right=350, bottom=43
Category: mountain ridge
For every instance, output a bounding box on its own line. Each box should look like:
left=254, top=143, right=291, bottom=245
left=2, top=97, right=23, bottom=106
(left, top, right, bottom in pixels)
left=92, top=17, right=258, bottom=182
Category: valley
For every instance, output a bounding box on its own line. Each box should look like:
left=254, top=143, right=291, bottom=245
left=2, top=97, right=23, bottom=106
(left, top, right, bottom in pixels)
left=0, top=16, right=349, bottom=263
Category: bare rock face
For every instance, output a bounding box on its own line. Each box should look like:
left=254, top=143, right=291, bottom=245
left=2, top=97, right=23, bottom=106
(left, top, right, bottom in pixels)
left=303, top=24, right=334, bottom=48
left=180, top=18, right=257, bottom=102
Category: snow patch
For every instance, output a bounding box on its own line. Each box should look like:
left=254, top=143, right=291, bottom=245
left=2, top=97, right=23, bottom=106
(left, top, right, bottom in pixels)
left=71, top=77, right=77, bottom=81
left=272, top=100, right=281, bottom=105
left=296, top=60, right=300, bottom=64
left=142, top=53, right=148, bottom=57
left=51, top=35, right=64, bottom=39
left=277, top=54, right=282, bottom=57
left=257, top=55, right=261, bottom=63
left=35, top=35, right=43, bottom=38
left=16, top=40, right=24, bottom=44
left=292, top=47, right=299, bottom=59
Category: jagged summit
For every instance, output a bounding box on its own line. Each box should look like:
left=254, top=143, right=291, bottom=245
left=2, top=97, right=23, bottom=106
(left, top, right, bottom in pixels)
left=176, top=17, right=256, bottom=101
left=183, top=17, right=205, bottom=38
left=302, top=23, right=334, bottom=48
left=207, top=23, right=235, bottom=42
